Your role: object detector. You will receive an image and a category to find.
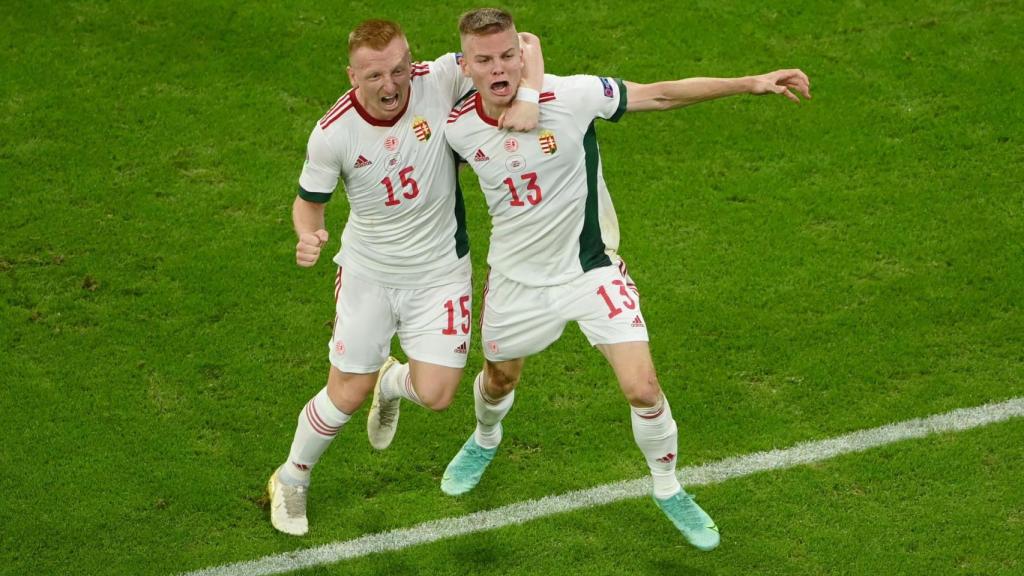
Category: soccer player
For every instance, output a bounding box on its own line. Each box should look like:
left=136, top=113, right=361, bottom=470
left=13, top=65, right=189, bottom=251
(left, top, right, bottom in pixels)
left=440, top=8, right=811, bottom=551
left=267, top=19, right=545, bottom=536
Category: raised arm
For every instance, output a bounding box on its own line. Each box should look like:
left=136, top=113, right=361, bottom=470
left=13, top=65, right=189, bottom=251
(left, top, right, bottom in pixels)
left=625, top=69, right=811, bottom=112
left=498, top=32, right=545, bottom=131
left=518, top=32, right=544, bottom=91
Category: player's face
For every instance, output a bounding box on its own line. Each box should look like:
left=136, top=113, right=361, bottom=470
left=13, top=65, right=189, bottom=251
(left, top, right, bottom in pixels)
left=347, top=37, right=412, bottom=121
left=460, top=28, right=523, bottom=111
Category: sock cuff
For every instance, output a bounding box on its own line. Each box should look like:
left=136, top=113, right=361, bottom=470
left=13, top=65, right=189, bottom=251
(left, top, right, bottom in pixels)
left=631, top=395, right=668, bottom=420
left=475, top=371, right=512, bottom=406
left=310, top=386, right=351, bottom=430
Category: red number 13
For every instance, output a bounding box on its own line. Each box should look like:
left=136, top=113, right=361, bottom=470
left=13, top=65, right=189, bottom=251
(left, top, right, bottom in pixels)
left=503, top=172, right=542, bottom=207
left=596, top=280, right=636, bottom=319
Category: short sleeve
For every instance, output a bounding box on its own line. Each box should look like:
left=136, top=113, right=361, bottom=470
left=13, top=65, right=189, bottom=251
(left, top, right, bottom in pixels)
left=427, top=52, right=475, bottom=107
left=297, top=124, right=342, bottom=203
left=562, top=75, right=628, bottom=124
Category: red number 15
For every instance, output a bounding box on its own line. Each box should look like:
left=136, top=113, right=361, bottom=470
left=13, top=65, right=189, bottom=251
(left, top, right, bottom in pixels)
left=382, top=166, right=420, bottom=206
left=442, top=294, right=471, bottom=335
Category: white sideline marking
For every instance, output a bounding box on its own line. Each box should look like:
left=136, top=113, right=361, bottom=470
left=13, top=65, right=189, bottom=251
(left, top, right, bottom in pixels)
left=182, top=396, right=1024, bottom=576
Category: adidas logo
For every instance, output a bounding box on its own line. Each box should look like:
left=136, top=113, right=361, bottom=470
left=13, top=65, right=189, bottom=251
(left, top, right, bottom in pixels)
left=631, top=315, right=645, bottom=328
left=354, top=155, right=372, bottom=168
left=473, top=148, right=489, bottom=162
left=454, top=341, right=468, bottom=354
left=655, top=452, right=676, bottom=464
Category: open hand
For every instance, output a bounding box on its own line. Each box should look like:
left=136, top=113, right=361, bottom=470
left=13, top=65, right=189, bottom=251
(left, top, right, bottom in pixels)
left=750, top=69, right=812, bottom=103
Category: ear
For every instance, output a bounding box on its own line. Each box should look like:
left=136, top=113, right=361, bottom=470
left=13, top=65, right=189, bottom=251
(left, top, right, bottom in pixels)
left=458, top=53, right=470, bottom=77
left=346, top=66, right=357, bottom=88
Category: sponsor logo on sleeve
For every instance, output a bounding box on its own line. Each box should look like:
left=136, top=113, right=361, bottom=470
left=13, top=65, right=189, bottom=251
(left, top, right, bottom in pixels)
left=600, top=77, right=614, bottom=98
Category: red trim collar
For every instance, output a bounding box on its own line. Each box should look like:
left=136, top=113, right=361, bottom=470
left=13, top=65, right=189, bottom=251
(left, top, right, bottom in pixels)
left=474, top=93, right=500, bottom=127
left=351, top=85, right=412, bottom=127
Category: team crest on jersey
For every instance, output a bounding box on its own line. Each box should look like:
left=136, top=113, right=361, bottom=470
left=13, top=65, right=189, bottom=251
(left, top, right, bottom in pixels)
left=384, top=136, right=399, bottom=151
left=505, top=154, right=526, bottom=173
left=504, top=137, right=519, bottom=152
left=412, top=116, right=432, bottom=141
left=538, top=130, right=558, bottom=155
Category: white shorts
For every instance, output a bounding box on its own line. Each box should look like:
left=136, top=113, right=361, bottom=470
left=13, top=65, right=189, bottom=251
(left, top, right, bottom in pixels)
left=481, top=260, right=648, bottom=362
left=328, top=267, right=472, bottom=373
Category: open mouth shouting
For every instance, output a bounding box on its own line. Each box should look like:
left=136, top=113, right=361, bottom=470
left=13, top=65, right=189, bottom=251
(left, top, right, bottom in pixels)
left=380, top=93, right=401, bottom=110
left=489, top=80, right=513, bottom=99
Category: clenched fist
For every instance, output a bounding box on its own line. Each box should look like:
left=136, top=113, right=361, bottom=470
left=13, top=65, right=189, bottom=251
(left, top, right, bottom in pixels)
left=296, top=229, right=329, bottom=267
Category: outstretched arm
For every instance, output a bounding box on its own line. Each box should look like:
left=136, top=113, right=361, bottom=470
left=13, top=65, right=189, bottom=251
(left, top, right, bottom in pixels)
left=499, top=32, right=545, bottom=131
left=625, top=69, right=811, bottom=112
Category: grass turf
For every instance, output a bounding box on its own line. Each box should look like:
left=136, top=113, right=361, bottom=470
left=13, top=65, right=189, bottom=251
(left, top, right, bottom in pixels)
left=1, top=1, right=1021, bottom=575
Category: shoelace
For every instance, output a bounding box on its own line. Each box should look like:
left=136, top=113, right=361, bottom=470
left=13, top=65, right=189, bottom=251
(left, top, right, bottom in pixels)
left=669, top=493, right=706, bottom=529
left=377, top=398, right=399, bottom=427
left=451, top=443, right=489, bottom=473
left=282, top=484, right=307, bottom=517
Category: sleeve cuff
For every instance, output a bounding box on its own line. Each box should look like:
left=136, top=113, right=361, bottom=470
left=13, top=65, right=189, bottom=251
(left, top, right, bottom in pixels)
left=609, top=78, right=627, bottom=123
left=298, top=186, right=331, bottom=204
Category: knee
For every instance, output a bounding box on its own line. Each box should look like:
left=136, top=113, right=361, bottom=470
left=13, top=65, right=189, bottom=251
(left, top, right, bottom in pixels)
left=623, top=370, right=662, bottom=408
left=485, top=367, right=519, bottom=398
left=413, top=379, right=458, bottom=412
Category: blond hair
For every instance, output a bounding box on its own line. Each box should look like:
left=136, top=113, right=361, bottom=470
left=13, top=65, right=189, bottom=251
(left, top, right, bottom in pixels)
left=458, top=8, right=515, bottom=37
left=348, top=19, right=405, bottom=55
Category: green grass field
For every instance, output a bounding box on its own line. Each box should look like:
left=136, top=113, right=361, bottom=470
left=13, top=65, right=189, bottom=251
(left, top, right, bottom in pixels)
left=2, top=1, right=1022, bottom=574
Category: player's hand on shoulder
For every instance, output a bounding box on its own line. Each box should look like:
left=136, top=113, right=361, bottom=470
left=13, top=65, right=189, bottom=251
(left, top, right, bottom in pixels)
left=296, top=229, right=329, bottom=267
left=499, top=101, right=539, bottom=132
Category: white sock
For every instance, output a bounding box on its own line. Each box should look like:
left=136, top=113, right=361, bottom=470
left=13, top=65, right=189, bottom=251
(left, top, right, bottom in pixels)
left=280, top=387, right=352, bottom=486
left=473, top=371, right=514, bottom=449
left=630, top=395, right=682, bottom=499
left=378, top=361, right=424, bottom=406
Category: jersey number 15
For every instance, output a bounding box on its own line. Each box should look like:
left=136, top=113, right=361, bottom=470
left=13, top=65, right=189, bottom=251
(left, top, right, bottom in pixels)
left=381, top=166, right=420, bottom=206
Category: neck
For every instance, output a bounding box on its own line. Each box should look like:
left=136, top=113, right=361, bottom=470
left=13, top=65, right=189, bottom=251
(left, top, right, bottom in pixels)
left=481, top=98, right=510, bottom=122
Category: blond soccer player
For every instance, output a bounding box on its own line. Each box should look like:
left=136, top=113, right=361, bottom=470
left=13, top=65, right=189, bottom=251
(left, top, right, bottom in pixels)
left=440, top=7, right=810, bottom=551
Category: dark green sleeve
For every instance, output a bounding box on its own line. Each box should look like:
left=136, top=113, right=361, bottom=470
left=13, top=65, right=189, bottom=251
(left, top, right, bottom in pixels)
left=297, top=186, right=331, bottom=204
left=609, top=78, right=627, bottom=123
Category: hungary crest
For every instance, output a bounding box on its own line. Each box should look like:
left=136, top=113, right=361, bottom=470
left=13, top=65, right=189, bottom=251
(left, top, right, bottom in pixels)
left=538, top=130, right=557, bottom=155
left=412, top=116, right=431, bottom=142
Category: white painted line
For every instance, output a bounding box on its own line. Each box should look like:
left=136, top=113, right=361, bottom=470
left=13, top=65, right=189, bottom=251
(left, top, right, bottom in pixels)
left=182, top=396, right=1024, bottom=576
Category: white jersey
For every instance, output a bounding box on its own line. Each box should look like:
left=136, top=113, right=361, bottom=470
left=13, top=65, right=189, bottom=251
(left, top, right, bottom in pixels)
left=298, top=53, right=475, bottom=288
left=445, top=74, right=627, bottom=287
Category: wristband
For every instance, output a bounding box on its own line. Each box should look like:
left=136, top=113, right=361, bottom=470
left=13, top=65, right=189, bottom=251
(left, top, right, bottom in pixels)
left=516, top=87, right=540, bottom=104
